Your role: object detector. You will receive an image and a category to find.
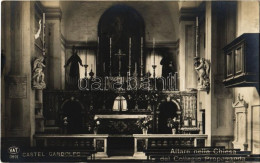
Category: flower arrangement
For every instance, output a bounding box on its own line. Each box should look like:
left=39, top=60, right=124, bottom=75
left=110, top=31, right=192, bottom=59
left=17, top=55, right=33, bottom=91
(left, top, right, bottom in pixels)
left=167, top=117, right=179, bottom=129
left=136, top=116, right=153, bottom=130
left=93, top=117, right=101, bottom=130
left=87, top=117, right=101, bottom=133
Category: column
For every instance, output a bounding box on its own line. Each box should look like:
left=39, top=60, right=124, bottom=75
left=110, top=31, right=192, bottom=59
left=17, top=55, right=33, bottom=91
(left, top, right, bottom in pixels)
left=3, top=1, right=35, bottom=146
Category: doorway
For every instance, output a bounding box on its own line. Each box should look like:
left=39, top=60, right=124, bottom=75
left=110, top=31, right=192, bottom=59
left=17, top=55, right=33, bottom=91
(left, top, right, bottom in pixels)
left=158, top=101, right=178, bottom=134
left=62, top=99, right=83, bottom=134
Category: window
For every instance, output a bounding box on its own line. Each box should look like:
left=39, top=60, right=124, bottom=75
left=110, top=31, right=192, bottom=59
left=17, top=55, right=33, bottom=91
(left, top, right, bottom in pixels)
left=113, top=96, right=128, bottom=111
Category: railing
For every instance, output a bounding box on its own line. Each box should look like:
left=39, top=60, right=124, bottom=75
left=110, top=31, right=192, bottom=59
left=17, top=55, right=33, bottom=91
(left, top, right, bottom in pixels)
left=133, top=134, right=208, bottom=158
left=34, top=134, right=109, bottom=158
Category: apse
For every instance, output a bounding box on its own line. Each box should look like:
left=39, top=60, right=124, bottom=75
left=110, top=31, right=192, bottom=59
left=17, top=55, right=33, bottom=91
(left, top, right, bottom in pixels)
left=97, top=4, right=145, bottom=76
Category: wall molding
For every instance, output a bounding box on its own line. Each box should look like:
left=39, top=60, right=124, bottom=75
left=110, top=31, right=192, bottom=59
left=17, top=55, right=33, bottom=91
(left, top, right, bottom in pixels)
left=63, top=39, right=180, bottom=50
left=35, top=1, right=44, bottom=15
left=45, top=7, right=62, bottom=20
left=179, top=2, right=205, bottom=23
left=212, top=135, right=233, bottom=148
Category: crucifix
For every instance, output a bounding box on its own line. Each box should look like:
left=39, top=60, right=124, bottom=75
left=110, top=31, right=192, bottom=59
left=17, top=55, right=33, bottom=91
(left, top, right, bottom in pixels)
left=115, top=49, right=126, bottom=77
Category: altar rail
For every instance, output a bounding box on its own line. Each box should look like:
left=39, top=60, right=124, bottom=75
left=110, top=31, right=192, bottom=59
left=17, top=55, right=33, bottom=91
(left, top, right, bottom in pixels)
left=34, top=134, right=109, bottom=158
left=133, top=134, right=208, bottom=158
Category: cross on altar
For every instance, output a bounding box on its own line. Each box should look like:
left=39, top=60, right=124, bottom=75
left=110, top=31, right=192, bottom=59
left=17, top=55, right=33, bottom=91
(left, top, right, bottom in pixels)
left=115, top=49, right=126, bottom=76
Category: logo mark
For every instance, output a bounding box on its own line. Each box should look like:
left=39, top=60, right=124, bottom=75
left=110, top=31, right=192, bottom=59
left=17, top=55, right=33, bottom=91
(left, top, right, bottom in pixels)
left=8, top=146, right=20, bottom=154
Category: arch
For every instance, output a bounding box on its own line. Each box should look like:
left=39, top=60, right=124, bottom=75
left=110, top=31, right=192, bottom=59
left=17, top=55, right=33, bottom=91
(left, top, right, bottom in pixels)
left=97, top=4, right=145, bottom=76
left=60, top=97, right=85, bottom=134
left=170, top=99, right=181, bottom=111
left=157, top=98, right=181, bottom=134
left=60, top=97, right=84, bottom=112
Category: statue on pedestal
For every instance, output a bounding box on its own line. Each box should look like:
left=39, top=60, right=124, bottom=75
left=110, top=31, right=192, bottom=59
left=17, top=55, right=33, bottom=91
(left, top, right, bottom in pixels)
left=32, top=56, right=46, bottom=89
left=194, top=57, right=210, bottom=93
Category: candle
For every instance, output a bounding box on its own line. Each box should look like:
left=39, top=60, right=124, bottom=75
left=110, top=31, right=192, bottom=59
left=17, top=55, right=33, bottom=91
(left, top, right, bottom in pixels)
left=140, top=37, right=143, bottom=76
left=43, top=13, right=45, bottom=55
left=109, top=37, right=112, bottom=76
left=153, top=38, right=155, bottom=65
left=97, top=36, right=99, bottom=68
left=195, top=17, right=199, bottom=57
left=129, top=37, right=131, bottom=67
left=141, top=37, right=143, bottom=63
left=86, top=49, right=88, bottom=64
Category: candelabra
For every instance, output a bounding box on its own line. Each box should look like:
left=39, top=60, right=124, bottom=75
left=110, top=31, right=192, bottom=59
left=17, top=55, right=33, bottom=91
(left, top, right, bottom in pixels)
left=89, top=69, right=94, bottom=78
left=152, top=65, right=157, bottom=78
left=83, top=64, right=88, bottom=78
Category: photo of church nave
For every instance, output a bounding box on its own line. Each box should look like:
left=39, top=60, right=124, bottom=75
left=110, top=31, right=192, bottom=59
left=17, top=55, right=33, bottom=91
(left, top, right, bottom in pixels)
left=1, top=1, right=259, bottom=162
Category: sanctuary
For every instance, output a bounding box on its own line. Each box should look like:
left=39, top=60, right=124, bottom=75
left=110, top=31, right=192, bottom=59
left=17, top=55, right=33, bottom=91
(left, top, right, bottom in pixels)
left=1, top=1, right=259, bottom=161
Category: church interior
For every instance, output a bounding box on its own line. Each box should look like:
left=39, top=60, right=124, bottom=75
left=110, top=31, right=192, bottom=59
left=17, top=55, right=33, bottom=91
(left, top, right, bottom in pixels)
left=1, top=1, right=260, bottom=161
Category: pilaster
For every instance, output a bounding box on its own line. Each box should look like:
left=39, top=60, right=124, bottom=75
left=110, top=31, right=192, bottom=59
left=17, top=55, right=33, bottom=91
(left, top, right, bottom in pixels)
left=3, top=1, right=35, bottom=146
left=45, top=7, right=63, bottom=90
left=178, top=8, right=197, bottom=91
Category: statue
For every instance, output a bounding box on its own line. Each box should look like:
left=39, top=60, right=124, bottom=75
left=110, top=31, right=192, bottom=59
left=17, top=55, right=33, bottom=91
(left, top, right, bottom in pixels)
left=64, top=46, right=83, bottom=89
left=160, top=53, right=174, bottom=78
left=35, top=19, right=42, bottom=40
left=32, top=56, right=46, bottom=89
left=194, top=57, right=210, bottom=93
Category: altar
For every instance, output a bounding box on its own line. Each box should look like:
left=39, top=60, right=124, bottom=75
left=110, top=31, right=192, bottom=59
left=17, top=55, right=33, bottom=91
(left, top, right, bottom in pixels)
left=94, top=114, right=150, bottom=135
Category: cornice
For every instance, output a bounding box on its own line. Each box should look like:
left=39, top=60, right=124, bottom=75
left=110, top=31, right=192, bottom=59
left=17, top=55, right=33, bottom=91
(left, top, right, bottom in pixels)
left=45, top=7, right=62, bottom=20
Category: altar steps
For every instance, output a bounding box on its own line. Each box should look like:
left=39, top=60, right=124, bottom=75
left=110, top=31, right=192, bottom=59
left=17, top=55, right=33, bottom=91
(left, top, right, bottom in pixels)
left=95, top=156, right=146, bottom=162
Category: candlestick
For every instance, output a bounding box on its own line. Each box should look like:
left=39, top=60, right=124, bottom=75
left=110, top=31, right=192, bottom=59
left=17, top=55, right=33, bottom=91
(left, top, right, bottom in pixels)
left=97, top=36, right=99, bottom=65
left=103, top=62, right=105, bottom=74
left=83, top=64, right=88, bottom=78
left=129, top=37, right=131, bottom=76
left=140, top=37, right=143, bottom=77
left=153, top=38, right=155, bottom=65
left=152, top=65, right=157, bottom=79
left=89, top=64, right=94, bottom=78
left=135, top=62, right=137, bottom=73
left=109, top=37, right=112, bottom=76
left=43, top=13, right=46, bottom=55
left=195, top=16, right=199, bottom=57
left=86, top=49, right=88, bottom=64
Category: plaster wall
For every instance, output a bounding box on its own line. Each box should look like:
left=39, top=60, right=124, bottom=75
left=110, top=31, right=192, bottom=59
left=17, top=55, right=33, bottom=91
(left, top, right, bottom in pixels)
left=60, top=1, right=178, bottom=42
left=234, top=1, right=260, bottom=153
